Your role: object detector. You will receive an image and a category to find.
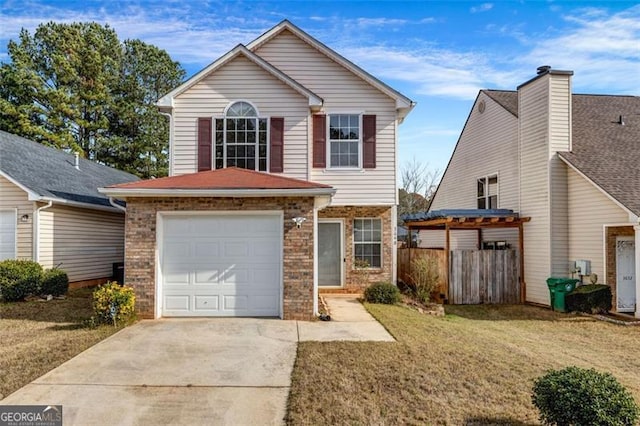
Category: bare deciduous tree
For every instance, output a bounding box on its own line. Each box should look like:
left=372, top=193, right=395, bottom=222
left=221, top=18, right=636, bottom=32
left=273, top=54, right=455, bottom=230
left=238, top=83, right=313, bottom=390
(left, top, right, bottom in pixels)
left=399, top=159, right=440, bottom=219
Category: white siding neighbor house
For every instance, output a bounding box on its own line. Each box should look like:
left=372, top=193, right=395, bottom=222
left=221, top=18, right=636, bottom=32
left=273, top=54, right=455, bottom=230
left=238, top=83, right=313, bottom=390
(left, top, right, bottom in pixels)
left=420, top=67, right=640, bottom=318
left=0, top=131, right=139, bottom=285
left=100, top=20, right=414, bottom=320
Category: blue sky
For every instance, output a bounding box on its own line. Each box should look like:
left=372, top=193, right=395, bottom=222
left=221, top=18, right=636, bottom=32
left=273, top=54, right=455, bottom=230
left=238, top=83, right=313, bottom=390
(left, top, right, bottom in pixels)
left=1, top=1, right=639, bottom=176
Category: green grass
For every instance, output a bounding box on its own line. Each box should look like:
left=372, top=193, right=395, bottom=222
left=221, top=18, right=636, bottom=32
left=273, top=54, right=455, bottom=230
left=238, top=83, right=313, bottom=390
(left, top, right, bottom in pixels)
left=0, top=288, right=122, bottom=400
left=286, top=303, right=640, bottom=425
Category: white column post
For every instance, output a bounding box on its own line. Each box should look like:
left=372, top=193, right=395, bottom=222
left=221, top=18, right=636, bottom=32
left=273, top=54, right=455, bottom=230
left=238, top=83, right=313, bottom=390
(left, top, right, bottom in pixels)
left=634, top=225, right=640, bottom=318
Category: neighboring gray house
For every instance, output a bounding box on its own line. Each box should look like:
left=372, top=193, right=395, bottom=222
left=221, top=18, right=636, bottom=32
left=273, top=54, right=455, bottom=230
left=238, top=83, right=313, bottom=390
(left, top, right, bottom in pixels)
left=424, top=68, right=640, bottom=317
left=0, top=131, right=138, bottom=285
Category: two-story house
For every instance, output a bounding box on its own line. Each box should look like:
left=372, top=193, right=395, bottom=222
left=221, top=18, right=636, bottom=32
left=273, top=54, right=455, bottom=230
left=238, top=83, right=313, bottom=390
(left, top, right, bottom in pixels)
left=100, top=20, right=414, bottom=320
left=422, top=67, right=640, bottom=318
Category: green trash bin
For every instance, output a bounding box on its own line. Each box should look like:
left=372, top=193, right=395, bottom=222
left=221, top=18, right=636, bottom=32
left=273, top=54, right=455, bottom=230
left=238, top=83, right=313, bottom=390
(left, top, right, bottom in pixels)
left=546, top=278, right=579, bottom=312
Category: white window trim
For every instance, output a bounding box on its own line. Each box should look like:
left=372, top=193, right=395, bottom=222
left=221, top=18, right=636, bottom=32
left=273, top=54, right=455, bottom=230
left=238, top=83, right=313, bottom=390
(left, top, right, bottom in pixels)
left=326, top=112, right=363, bottom=170
left=213, top=100, right=270, bottom=172
left=353, top=217, right=383, bottom=270
left=476, top=172, right=499, bottom=209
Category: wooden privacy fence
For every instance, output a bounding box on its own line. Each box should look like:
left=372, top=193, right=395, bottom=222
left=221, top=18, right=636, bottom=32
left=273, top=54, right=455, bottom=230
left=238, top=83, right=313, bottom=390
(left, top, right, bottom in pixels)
left=397, top=248, right=520, bottom=304
left=397, top=249, right=448, bottom=299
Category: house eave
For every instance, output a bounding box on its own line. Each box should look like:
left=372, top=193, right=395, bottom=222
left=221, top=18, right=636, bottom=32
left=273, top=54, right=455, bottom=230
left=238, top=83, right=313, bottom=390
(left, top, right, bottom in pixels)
left=98, top=187, right=337, bottom=199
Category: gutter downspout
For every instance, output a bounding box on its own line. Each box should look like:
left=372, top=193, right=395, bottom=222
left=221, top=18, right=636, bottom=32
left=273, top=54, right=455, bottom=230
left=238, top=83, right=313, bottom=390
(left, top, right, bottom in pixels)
left=159, top=111, right=174, bottom=176
left=109, top=197, right=126, bottom=213
left=33, top=200, right=53, bottom=262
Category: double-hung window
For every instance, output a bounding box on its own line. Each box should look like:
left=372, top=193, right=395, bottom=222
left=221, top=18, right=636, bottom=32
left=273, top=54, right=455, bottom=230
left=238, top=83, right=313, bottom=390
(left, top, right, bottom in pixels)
left=329, top=114, right=360, bottom=168
left=477, top=174, right=498, bottom=209
left=214, top=101, right=268, bottom=171
left=354, top=218, right=382, bottom=268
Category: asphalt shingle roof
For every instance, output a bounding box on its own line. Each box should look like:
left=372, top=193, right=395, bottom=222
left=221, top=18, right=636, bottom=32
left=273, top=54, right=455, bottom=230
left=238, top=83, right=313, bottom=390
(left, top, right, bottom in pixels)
left=485, top=92, right=640, bottom=216
left=0, top=131, right=139, bottom=208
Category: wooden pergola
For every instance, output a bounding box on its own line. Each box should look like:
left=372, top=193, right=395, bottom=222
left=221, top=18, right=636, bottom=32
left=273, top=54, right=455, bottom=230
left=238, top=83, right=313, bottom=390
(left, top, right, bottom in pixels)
left=404, top=210, right=531, bottom=303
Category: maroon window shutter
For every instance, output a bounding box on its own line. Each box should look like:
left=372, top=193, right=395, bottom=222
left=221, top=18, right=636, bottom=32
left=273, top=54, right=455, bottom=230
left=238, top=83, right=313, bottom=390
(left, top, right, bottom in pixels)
left=269, top=117, right=284, bottom=173
left=312, top=114, right=326, bottom=168
left=362, top=114, right=376, bottom=169
left=197, top=117, right=212, bottom=171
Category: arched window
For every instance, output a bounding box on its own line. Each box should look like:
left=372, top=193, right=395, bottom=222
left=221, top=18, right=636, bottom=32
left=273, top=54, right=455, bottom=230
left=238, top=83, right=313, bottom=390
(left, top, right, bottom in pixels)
left=214, top=101, right=268, bottom=171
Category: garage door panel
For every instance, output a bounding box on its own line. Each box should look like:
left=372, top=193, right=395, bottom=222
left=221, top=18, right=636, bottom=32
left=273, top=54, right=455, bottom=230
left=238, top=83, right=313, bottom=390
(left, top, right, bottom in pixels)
left=194, top=242, right=220, bottom=257
left=194, top=295, right=220, bottom=311
left=161, top=214, right=281, bottom=317
left=164, top=295, right=190, bottom=312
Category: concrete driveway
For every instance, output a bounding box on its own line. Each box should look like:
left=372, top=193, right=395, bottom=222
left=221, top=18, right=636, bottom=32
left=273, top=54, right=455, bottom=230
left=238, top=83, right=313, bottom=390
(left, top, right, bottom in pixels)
left=1, top=319, right=299, bottom=425
left=2, top=297, right=394, bottom=425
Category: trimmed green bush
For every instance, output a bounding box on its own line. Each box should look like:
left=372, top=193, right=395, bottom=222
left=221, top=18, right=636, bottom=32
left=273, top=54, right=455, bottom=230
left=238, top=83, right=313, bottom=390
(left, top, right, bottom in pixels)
left=364, top=282, right=400, bottom=304
left=0, top=259, right=43, bottom=302
left=566, top=284, right=612, bottom=314
left=40, top=268, right=69, bottom=296
left=92, top=281, right=136, bottom=325
left=532, top=366, right=639, bottom=426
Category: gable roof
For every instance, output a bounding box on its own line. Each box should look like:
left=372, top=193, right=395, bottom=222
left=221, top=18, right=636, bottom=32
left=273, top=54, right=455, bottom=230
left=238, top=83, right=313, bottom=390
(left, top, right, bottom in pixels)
left=157, top=44, right=323, bottom=110
left=558, top=94, right=640, bottom=216
left=483, top=90, right=518, bottom=117
left=0, top=131, right=139, bottom=210
left=468, top=91, right=640, bottom=216
left=100, top=167, right=335, bottom=198
left=246, top=20, right=414, bottom=118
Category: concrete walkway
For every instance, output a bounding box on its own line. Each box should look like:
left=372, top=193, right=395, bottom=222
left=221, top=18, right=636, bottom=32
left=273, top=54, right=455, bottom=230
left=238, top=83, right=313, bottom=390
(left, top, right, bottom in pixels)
left=298, top=295, right=395, bottom=342
left=1, top=297, right=393, bottom=425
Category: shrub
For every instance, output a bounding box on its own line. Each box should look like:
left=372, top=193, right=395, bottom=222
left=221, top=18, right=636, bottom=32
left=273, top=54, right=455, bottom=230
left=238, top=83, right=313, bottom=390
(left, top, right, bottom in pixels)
left=0, top=259, right=43, bottom=302
left=364, top=282, right=400, bottom=304
left=92, top=281, right=136, bottom=325
left=407, top=256, right=440, bottom=304
left=566, top=284, right=612, bottom=314
left=532, top=366, right=639, bottom=426
left=40, top=268, right=69, bottom=296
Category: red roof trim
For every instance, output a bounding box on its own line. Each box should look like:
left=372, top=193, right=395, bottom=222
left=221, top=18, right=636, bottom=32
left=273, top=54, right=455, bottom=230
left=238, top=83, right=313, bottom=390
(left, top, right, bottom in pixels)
left=108, top=167, right=332, bottom=190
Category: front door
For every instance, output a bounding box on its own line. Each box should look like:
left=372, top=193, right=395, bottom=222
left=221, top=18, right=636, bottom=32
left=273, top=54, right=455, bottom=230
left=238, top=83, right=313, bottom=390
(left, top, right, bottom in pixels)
left=616, top=236, right=636, bottom=312
left=318, top=221, right=343, bottom=287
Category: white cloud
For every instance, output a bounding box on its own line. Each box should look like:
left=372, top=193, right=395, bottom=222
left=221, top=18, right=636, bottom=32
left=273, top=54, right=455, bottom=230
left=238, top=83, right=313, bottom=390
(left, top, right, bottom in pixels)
left=470, top=3, right=494, bottom=13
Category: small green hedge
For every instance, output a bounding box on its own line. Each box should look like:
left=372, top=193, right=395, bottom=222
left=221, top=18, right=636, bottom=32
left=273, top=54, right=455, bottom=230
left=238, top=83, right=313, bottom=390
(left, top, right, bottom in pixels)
left=364, top=282, right=400, bottom=304
left=566, top=284, right=612, bottom=314
left=41, top=268, right=69, bottom=296
left=0, top=260, right=43, bottom=302
left=532, top=366, right=638, bottom=426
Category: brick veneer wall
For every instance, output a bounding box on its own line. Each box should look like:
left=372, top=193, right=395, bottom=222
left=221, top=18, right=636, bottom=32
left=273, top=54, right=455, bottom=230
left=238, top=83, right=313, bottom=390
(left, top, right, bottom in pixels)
left=606, top=226, right=635, bottom=312
left=318, top=205, right=394, bottom=293
left=124, top=196, right=315, bottom=320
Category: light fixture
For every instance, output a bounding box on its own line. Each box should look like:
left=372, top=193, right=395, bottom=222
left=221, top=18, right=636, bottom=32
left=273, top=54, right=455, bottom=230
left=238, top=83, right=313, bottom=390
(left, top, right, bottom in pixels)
left=292, top=217, right=307, bottom=228
left=20, top=214, right=29, bottom=223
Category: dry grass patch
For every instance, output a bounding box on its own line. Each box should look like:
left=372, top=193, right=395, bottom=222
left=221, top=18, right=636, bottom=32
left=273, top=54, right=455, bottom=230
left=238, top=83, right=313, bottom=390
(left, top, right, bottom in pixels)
left=0, top=288, right=121, bottom=400
left=286, top=304, right=640, bottom=425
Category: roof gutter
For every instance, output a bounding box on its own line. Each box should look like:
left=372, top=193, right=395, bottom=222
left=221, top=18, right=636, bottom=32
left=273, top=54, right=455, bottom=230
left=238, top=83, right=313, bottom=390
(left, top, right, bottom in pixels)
left=109, top=197, right=127, bottom=212
left=33, top=196, right=124, bottom=213
left=98, top=187, right=337, bottom=199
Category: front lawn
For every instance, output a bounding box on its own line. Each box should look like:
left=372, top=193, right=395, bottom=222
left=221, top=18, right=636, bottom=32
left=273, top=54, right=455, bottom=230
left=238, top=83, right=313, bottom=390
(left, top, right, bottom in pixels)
left=0, top=288, right=121, bottom=400
left=287, top=304, right=640, bottom=425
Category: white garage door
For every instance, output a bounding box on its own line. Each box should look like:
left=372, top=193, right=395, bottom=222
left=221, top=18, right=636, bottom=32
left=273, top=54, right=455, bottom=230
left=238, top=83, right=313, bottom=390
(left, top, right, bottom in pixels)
left=0, top=210, right=16, bottom=261
left=160, top=214, right=282, bottom=317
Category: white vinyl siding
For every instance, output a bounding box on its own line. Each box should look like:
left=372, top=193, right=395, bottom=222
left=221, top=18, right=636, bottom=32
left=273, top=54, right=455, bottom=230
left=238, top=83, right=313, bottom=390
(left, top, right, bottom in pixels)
left=422, top=92, right=520, bottom=252
left=429, top=92, right=519, bottom=212
left=567, top=168, right=629, bottom=283
left=172, top=55, right=309, bottom=179
left=519, top=76, right=552, bottom=305
left=254, top=30, right=397, bottom=205
left=550, top=158, right=569, bottom=276
left=0, top=175, right=33, bottom=259
left=39, top=205, right=124, bottom=282
left=549, top=77, right=572, bottom=154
